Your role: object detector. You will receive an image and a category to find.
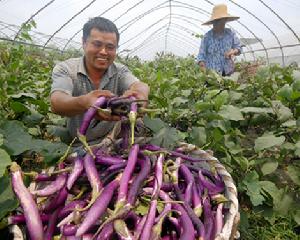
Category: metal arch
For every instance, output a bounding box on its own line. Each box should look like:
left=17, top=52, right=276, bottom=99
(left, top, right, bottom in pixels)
left=119, top=1, right=260, bottom=61
left=165, top=30, right=200, bottom=49
left=119, top=1, right=170, bottom=33
left=43, top=0, right=99, bottom=49
left=13, top=0, right=56, bottom=40
left=258, top=0, right=300, bottom=43
left=226, top=0, right=285, bottom=65
left=128, top=25, right=177, bottom=55
left=0, top=21, right=18, bottom=38
left=113, top=0, right=146, bottom=22
left=131, top=32, right=193, bottom=58
left=120, top=14, right=170, bottom=47
left=128, top=24, right=200, bottom=56
left=61, top=0, right=135, bottom=52
left=132, top=34, right=194, bottom=58
left=119, top=16, right=204, bottom=51
left=127, top=25, right=169, bottom=54
left=164, top=0, right=172, bottom=51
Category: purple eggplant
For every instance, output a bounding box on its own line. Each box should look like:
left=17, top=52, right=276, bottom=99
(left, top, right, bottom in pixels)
left=67, top=156, right=84, bottom=190
left=75, top=178, right=119, bottom=237
left=10, top=162, right=44, bottom=240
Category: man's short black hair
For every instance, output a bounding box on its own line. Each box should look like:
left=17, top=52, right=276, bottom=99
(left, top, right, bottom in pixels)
left=83, top=17, right=120, bottom=44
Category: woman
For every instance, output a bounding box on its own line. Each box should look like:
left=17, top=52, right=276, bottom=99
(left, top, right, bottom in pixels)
left=197, top=4, right=242, bottom=76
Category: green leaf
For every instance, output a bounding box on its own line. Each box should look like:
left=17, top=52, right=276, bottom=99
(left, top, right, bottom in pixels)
left=194, top=101, right=212, bottom=111
left=181, top=89, right=192, bottom=97
left=0, top=120, right=33, bottom=155
left=242, top=171, right=265, bottom=206
left=254, top=133, right=285, bottom=152
left=261, top=161, right=278, bottom=175
left=189, top=127, right=206, bottom=147
left=233, top=156, right=249, bottom=171
left=150, top=126, right=180, bottom=149
left=172, top=97, right=188, bottom=106
left=259, top=180, right=279, bottom=200
left=10, top=92, right=36, bottom=99
left=273, top=189, right=293, bottom=215
left=281, top=120, right=296, bottom=127
left=294, top=210, right=300, bottom=225
left=0, top=134, right=3, bottom=146
left=10, top=101, right=30, bottom=114
left=241, top=107, right=273, bottom=114
left=144, top=116, right=165, bottom=133
left=0, top=149, right=11, bottom=177
left=0, top=175, right=18, bottom=220
left=214, top=91, right=229, bottom=109
left=285, top=165, right=300, bottom=185
left=31, top=139, right=68, bottom=165
left=294, top=141, right=300, bottom=157
left=271, top=100, right=293, bottom=123
left=246, top=181, right=265, bottom=206
left=219, top=105, right=244, bottom=121
left=277, top=84, right=292, bottom=101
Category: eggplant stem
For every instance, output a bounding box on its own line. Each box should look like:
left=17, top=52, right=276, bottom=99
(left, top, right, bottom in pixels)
left=70, top=186, right=87, bottom=201
left=78, top=133, right=95, bottom=158
left=77, top=190, right=100, bottom=212
left=58, top=137, right=77, bottom=163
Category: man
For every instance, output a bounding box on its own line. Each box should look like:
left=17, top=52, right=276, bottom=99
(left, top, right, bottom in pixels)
left=197, top=4, right=242, bottom=76
left=50, top=17, right=149, bottom=145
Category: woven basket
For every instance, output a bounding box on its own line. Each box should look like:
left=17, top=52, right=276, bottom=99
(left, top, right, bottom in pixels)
left=177, top=142, right=240, bottom=240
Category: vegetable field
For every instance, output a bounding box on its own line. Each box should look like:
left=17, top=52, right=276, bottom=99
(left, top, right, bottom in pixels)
left=0, top=42, right=299, bottom=239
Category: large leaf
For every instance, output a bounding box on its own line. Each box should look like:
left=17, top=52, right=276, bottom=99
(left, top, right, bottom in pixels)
left=219, top=105, right=244, bottom=121
left=271, top=101, right=293, bottom=122
left=9, top=92, right=36, bottom=99
left=0, top=120, right=33, bottom=155
left=241, top=107, right=273, bottom=114
left=242, top=171, right=265, bottom=206
left=285, top=165, right=300, bottom=186
left=273, top=189, right=294, bottom=215
left=189, top=127, right=206, bottom=147
left=0, top=175, right=18, bottom=220
left=172, top=96, right=188, bottom=106
left=150, top=126, right=180, bottom=149
left=254, top=133, right=285, bottom=152
left=295, top=141, right=300, bottom=157
left=294, top=210, right=300, bottom=225
left=259, top=180, right=279, bottom=200
left=261, top=161, right=278, bottom=175
left=0, top=149, right=11, bottom=177
left=143, top=116, right=165, bottom=133
left=31, top=139, right=68, bottom=165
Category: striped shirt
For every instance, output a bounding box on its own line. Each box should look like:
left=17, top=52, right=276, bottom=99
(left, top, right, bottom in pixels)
left=51, top=57, right=139, bottom=144
left=197, top=28, right=241, bottom=75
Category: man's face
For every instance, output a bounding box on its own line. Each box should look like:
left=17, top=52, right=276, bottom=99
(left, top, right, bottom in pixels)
left=83, top=28, right=117, bottom=72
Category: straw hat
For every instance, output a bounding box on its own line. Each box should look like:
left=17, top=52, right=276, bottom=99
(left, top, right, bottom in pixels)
left=202, top=4, right=239, bottom=25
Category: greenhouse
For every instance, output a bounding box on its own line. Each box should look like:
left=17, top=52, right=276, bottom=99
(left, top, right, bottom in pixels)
left=0, top=0, right=299, bottom=239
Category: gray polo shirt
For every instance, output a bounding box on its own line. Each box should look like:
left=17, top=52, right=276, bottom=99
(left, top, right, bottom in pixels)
left=51, top=57, right=139, bottom=144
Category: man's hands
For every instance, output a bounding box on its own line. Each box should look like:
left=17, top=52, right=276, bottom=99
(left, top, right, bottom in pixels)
left=85, top=90, right=120, bottom=121
left=50, top=81, right=149, bottom=121
left=122, top=82, right=149, bottom=107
